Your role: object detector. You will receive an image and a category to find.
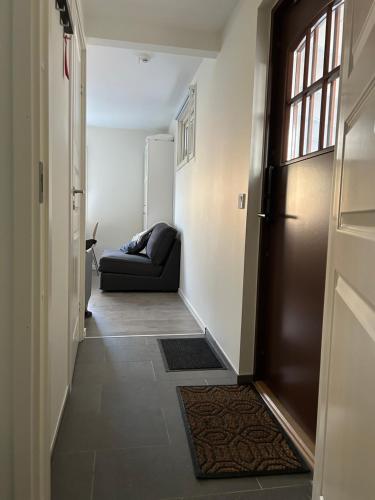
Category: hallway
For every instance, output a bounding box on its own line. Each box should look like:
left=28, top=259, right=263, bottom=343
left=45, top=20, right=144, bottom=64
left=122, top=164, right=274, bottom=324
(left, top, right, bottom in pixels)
left=51, top=282, right=312, bottom=499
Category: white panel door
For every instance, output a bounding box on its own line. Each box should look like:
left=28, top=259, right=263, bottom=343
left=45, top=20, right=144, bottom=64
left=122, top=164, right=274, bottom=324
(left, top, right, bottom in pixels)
left=314, top=1, right=375, bottom=499
left=69, top=32, right=83, bottom=384
left=146, top=140, right=174, bottom=228
left=144, top=143, right=149, bottom=230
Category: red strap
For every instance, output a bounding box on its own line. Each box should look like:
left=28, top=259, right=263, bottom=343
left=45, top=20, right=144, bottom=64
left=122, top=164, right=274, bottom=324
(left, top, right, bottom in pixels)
left=64, top=35, right=70, bottom=80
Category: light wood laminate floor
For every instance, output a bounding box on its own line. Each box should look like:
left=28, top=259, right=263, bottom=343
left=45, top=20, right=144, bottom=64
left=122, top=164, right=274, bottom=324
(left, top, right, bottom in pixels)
left=85, top=272, right=202, bottom=337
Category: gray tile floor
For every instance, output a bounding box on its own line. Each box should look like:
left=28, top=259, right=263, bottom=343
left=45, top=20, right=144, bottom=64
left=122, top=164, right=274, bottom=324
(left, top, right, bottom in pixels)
left=52, top=281, right=312, bottom=500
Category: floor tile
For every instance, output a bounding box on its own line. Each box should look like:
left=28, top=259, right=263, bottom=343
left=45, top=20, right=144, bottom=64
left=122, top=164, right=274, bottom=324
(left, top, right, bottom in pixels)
left=76, top=340, right=107, bottom=364
left=256, top=472, right=313, bottom=489
left=92, top=447, right=261, bottom=500
left=182, top=484, right=311, bottom=499
left=54, top=405, right=169, bottom=454
left=100, top=379, right=192, bottom=414
left=53, top=278, right=311, bottom=500
left=162, top=403, right=192, bottom=449
left=73, top=359, right=156, bottom=386
left=203, top=372, right=238, bottom=383
left=94, top=336, right=149, bottom=350
left=203, top=377, right=238, bottom=386
left=51, top=451, right=95, bottom=500
left=103, top=341, right=160, bottom=363
left=152, top=359, right=226, bottom=383
left=64, top=384, right=102, bottom=415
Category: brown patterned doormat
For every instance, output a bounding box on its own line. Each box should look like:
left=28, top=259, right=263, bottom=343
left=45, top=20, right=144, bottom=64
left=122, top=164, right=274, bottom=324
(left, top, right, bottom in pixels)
left=177, top=384, right=309, bottom=479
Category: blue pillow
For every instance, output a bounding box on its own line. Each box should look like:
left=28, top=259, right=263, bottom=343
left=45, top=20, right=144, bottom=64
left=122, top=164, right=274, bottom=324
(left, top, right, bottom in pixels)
left=121, top=227, right=153, bottom=254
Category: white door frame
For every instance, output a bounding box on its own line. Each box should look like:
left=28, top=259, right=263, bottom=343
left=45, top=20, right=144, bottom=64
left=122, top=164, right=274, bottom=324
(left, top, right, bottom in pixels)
left=12, top=0, right=86, bottom=498
left=78, top=11, right=87, bottom=347
left=239, top=0, right=276, bottom=377
left=13, top=0, right=50, bottom=498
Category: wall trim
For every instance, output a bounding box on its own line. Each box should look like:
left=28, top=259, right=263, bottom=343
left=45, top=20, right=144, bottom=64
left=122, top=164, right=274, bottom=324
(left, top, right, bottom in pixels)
left=178, top=288, right=241, bottom=374
left=50, top=385, right=69, bottom=454
left=204, top=328, right=239, bottom=375
left=178, top=287, right=205, bottom=332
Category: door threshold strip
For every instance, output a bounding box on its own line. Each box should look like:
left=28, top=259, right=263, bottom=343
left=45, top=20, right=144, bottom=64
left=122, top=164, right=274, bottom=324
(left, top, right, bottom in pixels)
left=84, top=332, right=204, bottom=339
left=254, top=381, right=315, bottom=470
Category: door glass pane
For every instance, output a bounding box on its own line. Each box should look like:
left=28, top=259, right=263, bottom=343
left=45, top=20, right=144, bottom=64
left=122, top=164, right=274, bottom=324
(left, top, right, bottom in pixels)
left=329, top=1, right=345, bottom=71
left=291, top=37, right=306, bottom=97
left=287, top=99, right=302, bottom=160
left=303, top=88, right=322, bottom=154
left=324, top=77, right=340, bottom=147
left=308, top=14, right=327, bottom=86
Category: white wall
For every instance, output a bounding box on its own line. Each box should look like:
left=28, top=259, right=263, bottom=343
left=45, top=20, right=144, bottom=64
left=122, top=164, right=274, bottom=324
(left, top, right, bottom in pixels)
left=87, top=127, right=154, bottom=258
left=0, top=0, right=14, bottom=497
left=171, top=0, right=263, bottom=373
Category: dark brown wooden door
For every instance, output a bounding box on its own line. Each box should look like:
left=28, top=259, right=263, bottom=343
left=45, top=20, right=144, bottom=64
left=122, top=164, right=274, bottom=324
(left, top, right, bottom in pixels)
left=255, top=0, right=344, bottom=441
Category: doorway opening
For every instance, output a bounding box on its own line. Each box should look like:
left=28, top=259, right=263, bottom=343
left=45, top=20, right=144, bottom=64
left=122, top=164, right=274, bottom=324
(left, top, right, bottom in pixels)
left=83, top=46, right=202, bottom=338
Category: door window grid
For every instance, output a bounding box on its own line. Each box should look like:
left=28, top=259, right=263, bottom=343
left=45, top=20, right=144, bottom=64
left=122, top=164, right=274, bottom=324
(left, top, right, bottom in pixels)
left=285, top=0, right=344, bottom=161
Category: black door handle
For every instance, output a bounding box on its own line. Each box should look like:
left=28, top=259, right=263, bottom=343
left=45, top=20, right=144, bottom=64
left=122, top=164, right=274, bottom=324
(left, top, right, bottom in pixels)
left=259, top=166, right=276, bottom=222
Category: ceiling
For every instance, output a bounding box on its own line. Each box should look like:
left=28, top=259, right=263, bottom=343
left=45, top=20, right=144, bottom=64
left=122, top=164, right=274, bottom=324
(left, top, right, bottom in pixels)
left=82, top=0, right=239, bottom=34
left=87, top=45, right=202, bottom=130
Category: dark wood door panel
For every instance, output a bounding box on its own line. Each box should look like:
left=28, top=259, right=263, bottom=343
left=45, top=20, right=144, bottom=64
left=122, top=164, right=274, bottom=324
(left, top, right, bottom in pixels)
left=255, top=0, right=337, bottom=442
left=257, top=152, right=332, bottom=439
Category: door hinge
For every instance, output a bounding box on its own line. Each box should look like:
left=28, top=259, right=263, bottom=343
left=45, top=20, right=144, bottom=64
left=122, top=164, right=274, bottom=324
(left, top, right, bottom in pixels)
left=39, top=161, right=44, bottom=203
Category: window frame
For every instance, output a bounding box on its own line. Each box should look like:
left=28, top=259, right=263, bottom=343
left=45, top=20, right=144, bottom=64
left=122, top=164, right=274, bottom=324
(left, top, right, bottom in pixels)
left=283, top=0, right=344, bottom=164
left=176, top=85, right=197, bottom=169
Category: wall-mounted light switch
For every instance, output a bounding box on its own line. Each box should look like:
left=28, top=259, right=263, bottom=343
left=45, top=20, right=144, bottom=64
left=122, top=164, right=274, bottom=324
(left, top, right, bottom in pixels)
left=238, top=193, right=247, bottom=209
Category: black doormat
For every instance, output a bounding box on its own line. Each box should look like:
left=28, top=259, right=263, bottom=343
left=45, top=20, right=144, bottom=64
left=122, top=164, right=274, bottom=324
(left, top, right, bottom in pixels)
left=177, top=384, right=309, bottom=479
left=158, top=338, right=226, bottom=371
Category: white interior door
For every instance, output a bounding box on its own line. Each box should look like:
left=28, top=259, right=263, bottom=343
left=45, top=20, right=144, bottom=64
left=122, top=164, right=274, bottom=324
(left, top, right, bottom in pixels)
left=146, top=140, right=174, bottom=228
left=49, top=6, right=71, bottom=446
left=69, top=32, right=83, bottom=383
left=314, top=1, right=375, bottom=499
left=144, top=143, right=149, bottom=230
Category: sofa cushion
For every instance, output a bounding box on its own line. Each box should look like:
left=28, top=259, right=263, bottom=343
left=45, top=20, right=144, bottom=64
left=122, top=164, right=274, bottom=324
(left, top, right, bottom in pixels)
left=121, top=227, right=153, bottom=254
left=99, top=250, right=162, bottom=277
left=146, top=223, right=177, bottom=265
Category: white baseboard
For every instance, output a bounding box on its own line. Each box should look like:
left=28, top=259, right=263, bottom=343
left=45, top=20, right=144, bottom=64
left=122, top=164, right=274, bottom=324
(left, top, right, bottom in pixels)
left=178, top=288, right=205, bottom=332
left=205, top=328, right=239, bottom=375
left=178, top=288, right=239, bottom=375
left=50, top=385, right=69, bottom=454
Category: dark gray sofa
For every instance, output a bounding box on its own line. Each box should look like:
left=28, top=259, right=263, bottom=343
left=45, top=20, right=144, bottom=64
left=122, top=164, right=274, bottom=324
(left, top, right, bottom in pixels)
left=99, top=223, right=180, bottom=292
